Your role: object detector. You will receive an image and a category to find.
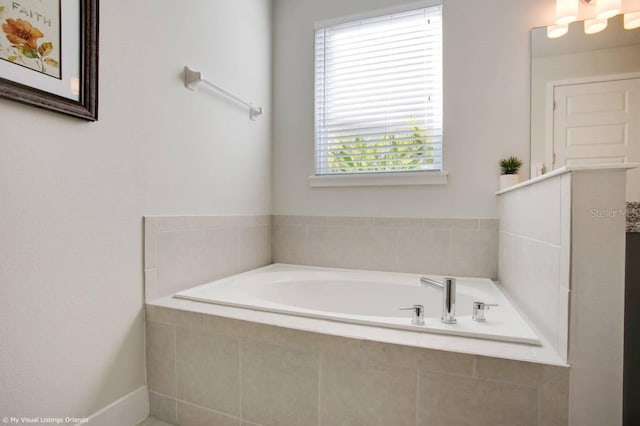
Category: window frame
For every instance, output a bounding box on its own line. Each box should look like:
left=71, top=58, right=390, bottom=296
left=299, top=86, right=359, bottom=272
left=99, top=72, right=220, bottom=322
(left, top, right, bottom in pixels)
left=311, top=1, right=447, bottom=187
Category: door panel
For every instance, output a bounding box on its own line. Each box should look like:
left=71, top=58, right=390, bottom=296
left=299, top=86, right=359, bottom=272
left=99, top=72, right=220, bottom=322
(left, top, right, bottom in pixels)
left=554, top=78, right=640, bottom=201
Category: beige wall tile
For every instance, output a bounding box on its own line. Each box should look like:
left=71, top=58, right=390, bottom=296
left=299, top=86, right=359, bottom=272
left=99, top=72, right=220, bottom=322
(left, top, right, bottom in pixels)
left=395, top=229, right=450, bottom=275
left=321, top=355, right=417, bottom=426
left=268, top=216, right=499, bottom=277
left=418, top=371, right=537, bottom=426
left=176, top=328, right=240, bottom=415
left=149, top=391, right=177, bottom=425
left=498, top=177, right=562, bottom=245
left=138, top=417, right=176, bottom=426
left=273, top=215, right=327, bottom=225
left=524, top=240, right=561, bottom=348
left=348, top=226, right=397, bottom=271
left=146, top=322, right=176, bottom=397
left=270, top=327, right=365, bottom=358
left=146, top=305, right=205, bottom=330
left=157, top=227, right=239, bottom=297
left=373, top=217, right=424, bottom=228
left=326, top=216, right=372, bottom=227
left=477, top=219, right=499, bottom=230
left=560, top=175, right=572, bottom=290
left=241, top=340, right=319, bottom=426
left=145, top=221, right=158, bottom=270
left=531, top=178, right=562, bottom=246
left=147, top=216, right=185, bottom=232
left=272, top=224, right=306, bottom=264
left=540, top=370, right=569, bottom=426
left=557, top=287, right=570, bottom=361
left=145, top=269, right=159, bottom=302
left=499, top=231, right=564, bottom=354
left=450, top=230, right=498, bottom=279
left=306, top=226, right=350, bottom=268
left=239, top=225, right=271, bottom=270
left=204, top=316, right=276, bottom=342
left=475, top=357, right=567, bottom=388
left=364, top=341, right=474, bottom=376
left=424, top=218, right=478, bottom=229
left=183, top=216, right=230, bottom=230
left=229, top=216, right=269, bottom=227
left=177, top=402, right=240, bottom=426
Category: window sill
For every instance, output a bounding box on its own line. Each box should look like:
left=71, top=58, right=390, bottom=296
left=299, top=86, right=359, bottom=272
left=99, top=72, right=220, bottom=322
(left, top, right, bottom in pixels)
left=308, top=171, right=448, bottom=188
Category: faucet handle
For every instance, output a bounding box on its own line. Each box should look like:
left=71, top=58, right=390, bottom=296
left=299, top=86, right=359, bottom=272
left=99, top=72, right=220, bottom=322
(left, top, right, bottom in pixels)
left=472, top=301, right=499, bottom=322
left=400, top=304, right=425, bottom=326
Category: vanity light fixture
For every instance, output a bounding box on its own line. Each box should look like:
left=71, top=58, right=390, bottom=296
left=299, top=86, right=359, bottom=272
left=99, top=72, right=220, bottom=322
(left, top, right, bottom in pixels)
left=625, top=0, right=640, bottom=28
left=556, top=0, right=580, bottom=24
left=585, top=16, right=609, bottom=32
left=548, top=23, right=570, bottom=37
left=626, top=11, right=640, bottom=28
left=549, top=0, right=640, bottom=37
left=596, top=0, right=622, bottom=19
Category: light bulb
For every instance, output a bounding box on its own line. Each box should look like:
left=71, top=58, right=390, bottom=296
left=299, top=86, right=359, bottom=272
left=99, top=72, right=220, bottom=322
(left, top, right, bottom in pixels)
left=585, top=17, right=608, bottom=34
left=547, top=23, right=569, bottom=38
left=556, top=0, right=579, bottom=24
left=625, top=12, right=640, bottom=29
left=596, top=0, right=621, bottom=20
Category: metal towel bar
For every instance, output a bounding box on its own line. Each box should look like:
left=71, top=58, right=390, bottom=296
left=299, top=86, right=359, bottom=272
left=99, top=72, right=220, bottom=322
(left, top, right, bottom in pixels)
left=184, top=66, right=264, bottom=120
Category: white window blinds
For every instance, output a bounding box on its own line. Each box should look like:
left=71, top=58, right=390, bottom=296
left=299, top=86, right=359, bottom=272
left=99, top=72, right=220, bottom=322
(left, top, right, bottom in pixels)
left=314, top=6, right=443, bottom=175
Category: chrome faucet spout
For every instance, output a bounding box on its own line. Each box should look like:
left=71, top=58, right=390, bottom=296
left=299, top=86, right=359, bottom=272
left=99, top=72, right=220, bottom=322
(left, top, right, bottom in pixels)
left=421, top=276, right=457, bottom=324
left=420, top=277, right=444, bottom=289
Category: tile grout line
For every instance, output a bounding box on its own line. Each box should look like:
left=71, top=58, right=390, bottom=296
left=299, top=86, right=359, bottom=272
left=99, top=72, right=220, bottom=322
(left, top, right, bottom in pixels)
left=537, top=386, right=542, bottom=426
left=304, top=224, right=309, bottom=264
left=173, top=398, right=242, bottom=423
left=236, top=224, right=241, bottom=273
left=239, top=338, right=243, bottom=424
left=318, top=352, right=323, bottom=426
left=499, top=230, right=562, bottom=249
left=173, top=325, right=178, bottom=423
left=415, top=369, right=420, bottom=426
left=153, top=223, right=159, bottom=301
left=143, top=310, right=148, bottom=396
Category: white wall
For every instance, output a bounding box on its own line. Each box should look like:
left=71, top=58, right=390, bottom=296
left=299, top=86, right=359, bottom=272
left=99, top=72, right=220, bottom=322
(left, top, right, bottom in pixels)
left=272, top=0, right=555, bottom=218
left=0, top=0, right=271, bottom=418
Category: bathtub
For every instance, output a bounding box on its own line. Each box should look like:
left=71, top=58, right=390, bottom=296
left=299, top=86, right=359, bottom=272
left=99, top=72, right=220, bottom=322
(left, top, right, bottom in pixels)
left=174, top=264, right=541, bottom=345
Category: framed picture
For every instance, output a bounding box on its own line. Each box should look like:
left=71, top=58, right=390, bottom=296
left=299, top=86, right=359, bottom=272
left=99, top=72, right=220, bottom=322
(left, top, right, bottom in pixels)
left=0, top=0, right=98, bottom=121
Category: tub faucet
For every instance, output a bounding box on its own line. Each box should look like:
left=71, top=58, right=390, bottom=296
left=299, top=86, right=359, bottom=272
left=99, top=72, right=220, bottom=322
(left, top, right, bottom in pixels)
left=420, top=276, right=457, bottom=324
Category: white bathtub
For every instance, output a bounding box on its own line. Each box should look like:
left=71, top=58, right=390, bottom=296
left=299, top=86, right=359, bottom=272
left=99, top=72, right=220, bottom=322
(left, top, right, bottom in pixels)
left=174, top=264, right=541, bottom=345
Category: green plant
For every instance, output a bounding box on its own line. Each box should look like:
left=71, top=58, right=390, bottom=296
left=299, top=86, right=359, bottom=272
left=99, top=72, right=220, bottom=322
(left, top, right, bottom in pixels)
left=499, top=156, right=523, bottom=175
left=326, top=118, right=436, bottom=173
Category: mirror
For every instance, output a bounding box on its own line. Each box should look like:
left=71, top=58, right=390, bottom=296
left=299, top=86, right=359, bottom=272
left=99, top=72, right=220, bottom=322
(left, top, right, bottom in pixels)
left=530, top=15, right=640, bottom=201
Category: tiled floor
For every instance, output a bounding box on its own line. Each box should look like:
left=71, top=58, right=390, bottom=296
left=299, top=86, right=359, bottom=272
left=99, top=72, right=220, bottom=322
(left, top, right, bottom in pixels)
left=137, top=417, right=174, bottom=426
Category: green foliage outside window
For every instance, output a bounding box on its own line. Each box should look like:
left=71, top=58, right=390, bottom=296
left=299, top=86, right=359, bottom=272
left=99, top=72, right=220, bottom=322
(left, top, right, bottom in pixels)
left=326, top=121, right=437, bottom=174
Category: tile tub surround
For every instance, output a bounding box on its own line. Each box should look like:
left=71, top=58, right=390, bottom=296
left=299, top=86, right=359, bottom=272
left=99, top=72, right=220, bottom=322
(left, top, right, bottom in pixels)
left=145, top=304, right=569, bottom=426
left=272, top=216, right=499, bottom=279
left=497, top=173, right=570, bottom=361
left=144, top=216, right=271, bottom=301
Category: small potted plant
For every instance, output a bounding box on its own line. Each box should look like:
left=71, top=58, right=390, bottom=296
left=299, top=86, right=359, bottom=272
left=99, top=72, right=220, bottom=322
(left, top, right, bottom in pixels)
left=499, top=156, right=523, bottom=189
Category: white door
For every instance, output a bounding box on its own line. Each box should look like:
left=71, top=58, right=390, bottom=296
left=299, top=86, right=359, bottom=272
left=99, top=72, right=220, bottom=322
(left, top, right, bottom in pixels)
left=553, top=78, right=640, bottom=201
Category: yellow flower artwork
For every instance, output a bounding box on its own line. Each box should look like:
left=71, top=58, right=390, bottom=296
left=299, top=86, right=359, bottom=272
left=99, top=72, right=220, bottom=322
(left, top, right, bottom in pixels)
left=0, top=0, right=61, bottom=79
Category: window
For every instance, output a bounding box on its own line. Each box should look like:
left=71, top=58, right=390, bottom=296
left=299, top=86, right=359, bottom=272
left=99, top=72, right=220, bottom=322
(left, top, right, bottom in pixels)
left=314, top=6, right=443, bottom=179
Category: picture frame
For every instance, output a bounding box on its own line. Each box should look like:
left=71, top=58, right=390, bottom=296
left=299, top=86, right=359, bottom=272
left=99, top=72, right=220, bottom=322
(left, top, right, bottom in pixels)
left=0, top=0, right=98, bottom=121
